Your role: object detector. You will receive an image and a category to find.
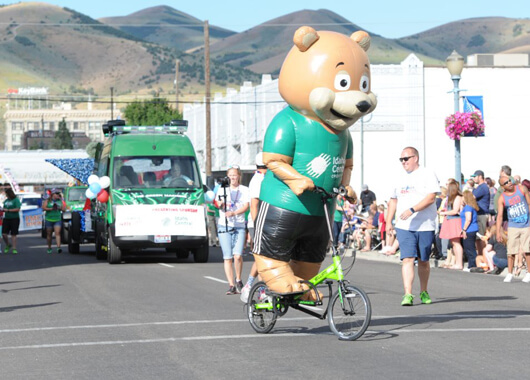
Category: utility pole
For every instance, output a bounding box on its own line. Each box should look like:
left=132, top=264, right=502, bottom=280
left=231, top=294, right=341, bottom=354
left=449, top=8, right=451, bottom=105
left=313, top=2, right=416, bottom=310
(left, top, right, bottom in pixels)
left=174, top=59, right=180, bottom=111
left=110, top=87, right=114, bottom=120
left=204, top=20, right=212, bottom=178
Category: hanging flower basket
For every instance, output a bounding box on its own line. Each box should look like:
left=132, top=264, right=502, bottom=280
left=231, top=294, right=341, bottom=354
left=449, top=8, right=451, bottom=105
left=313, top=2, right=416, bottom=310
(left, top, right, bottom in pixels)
left=445, top=111, right=485, bottom=140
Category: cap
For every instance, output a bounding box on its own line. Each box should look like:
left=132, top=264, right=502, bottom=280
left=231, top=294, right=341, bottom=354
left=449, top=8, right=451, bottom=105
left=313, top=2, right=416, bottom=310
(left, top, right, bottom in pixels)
left=51, top=188, right=61, bottom=194
left=255, top=152, right=265, bottom=167
left=471, top=170, right=484, bottom=178
left=362, top=184, right=368, bottom=191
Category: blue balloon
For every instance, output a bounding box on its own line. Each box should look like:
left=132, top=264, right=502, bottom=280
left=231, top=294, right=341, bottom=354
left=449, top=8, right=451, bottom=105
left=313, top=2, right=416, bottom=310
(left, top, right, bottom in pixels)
left=89, top=182, right=102, bottom=195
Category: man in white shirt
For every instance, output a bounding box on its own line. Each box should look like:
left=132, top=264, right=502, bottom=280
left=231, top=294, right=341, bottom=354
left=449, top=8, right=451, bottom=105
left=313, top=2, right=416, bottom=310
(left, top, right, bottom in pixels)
left=386, top=147, right=440, bottom=306
left=240, top=153, right=267, bottom=302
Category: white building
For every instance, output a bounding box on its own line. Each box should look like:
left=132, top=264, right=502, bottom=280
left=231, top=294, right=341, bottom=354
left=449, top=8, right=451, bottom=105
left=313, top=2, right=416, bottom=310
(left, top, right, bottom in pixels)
left=184, top=54, right=530, bottom=202
left=3, top=102, right=121, bottom=150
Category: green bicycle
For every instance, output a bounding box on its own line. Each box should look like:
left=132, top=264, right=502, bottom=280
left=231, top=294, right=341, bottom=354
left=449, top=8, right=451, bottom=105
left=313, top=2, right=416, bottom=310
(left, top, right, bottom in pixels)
left=247, top=186, right=372, bottom=341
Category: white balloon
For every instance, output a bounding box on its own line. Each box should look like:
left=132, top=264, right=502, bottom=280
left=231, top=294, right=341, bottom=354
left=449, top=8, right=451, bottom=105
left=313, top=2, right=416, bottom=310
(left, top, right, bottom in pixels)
left=87, top=174, right=99, bottom=185
left=205, top=190, right=215, bottom=203
left=99, top=176, right=111, bottom=189
left=85, top=188, right=96, bottom=199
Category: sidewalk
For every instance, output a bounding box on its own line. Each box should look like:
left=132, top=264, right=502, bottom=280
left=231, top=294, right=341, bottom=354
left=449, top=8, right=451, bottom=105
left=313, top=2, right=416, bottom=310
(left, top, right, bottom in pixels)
left=350, top=248, right=520, bottom=279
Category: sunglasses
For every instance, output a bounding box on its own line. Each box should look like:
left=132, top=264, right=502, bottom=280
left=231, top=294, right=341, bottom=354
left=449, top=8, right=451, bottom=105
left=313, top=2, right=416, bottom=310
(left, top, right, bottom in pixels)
left=229, top=164, right=240, bottom=170
left=399, top=156, right=415, bottom=163
left=501, top=180, right=511, bottom=186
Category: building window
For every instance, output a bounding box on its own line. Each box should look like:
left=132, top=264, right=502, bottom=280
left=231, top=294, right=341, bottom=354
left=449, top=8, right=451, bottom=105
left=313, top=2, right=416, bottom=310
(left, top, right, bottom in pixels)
left=73, top=122, right=79, bottom=130
left=11, top=122, right=23, bottom=130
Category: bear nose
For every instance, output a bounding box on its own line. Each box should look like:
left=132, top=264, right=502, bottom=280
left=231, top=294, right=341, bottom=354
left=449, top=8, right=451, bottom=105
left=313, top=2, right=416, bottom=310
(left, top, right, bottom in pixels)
left=356, top=101, right=371, bottom=113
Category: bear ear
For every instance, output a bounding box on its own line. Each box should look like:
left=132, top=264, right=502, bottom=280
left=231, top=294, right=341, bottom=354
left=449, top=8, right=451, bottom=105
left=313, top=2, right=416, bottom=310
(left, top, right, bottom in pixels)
left=351, top=31, right=371, bottom=52
left=293, top=26, right=320, bottom=52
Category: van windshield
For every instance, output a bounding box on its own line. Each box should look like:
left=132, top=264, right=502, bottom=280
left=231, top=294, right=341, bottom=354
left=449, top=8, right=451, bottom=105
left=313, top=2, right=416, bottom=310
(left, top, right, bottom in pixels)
left=113, top=156, right=200, bottom=189
left=67, top=188, right=87, bottom=202
left=20, top=197, right=41, bottom=208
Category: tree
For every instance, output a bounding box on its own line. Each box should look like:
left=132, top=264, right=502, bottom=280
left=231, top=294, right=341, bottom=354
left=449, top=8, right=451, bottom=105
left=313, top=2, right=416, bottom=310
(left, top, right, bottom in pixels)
left=85, top=141, right=99, bottom=158
left=52, top=118, right=73, bottom=149
left=123, top=98, right=182, bottom=126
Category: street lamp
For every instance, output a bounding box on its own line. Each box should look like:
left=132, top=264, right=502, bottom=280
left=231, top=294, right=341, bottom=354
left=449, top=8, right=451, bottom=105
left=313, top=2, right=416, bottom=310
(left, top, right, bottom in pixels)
left=446, top=50, right=465, bottom=186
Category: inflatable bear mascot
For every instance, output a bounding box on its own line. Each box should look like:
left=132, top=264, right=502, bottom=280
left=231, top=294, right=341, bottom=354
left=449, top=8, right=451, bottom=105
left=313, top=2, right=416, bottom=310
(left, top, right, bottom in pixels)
left=252, top=26, right=377, bottom=300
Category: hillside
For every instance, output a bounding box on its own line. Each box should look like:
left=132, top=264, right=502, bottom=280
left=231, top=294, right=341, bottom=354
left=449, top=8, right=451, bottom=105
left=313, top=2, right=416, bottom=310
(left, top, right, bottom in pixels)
left=99, top=5, right=236, bottom=52
left=396, top=17, right=530, bottom=61
left=0, top=2, right=260, bottom=96
left=207, top=9, right=442, bottom=75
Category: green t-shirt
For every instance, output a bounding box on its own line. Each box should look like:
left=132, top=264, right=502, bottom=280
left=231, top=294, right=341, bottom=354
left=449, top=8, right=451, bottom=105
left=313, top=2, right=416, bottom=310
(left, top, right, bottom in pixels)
left=260, top=107, right=353, bottom=216
left=44, top=200, right=62, bottom=222
left=334, top=198, right=345, bottom=222
left=3, top=197, right=21, bottom=219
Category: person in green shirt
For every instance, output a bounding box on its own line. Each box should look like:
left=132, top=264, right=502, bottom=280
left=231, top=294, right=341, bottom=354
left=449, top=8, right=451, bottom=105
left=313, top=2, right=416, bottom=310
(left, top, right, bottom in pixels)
left=43, top=188, right=66, bottom=254
left=2, top=188, right=21, bottom=254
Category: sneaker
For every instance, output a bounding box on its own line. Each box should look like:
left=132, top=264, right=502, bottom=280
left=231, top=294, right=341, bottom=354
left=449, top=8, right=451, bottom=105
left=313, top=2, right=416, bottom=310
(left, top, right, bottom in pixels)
left=522, top=273, right=530, bottom=283
left=47, top=248, right=52, bottom=254
left=504, top=273, right=514, bottom=283
left=236, top=280, right=244, bottom=293
left=57, top=248, right=62, bottom=254
left=469, top=267, right=484, bottom=273
left=4, top=244, right=11, bottom=253
left=240, top=283, right=251, bottom=303
left=12, top=249, right=18, bottom=255
left=420, top=291, right=432, bottom=304
left=226, top=286, right=237, bottom=295
left=401, top=293, right=414, bottom=306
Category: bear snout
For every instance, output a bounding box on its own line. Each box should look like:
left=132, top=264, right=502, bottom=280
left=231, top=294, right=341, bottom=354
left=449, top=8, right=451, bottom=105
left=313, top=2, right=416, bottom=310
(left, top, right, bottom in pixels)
left=356, top=101, right=371, bottom=113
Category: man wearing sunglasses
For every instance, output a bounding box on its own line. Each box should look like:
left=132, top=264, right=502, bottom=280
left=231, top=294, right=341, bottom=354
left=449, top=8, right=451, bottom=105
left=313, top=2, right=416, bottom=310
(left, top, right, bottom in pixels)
left=496, top=175, right=530, bottom=283
left=386, top=147, right=440, bottom=306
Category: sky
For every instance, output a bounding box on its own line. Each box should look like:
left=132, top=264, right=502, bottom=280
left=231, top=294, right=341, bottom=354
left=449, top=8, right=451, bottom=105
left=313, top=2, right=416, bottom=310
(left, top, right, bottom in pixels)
left=2, top=0, right=528, bottom=38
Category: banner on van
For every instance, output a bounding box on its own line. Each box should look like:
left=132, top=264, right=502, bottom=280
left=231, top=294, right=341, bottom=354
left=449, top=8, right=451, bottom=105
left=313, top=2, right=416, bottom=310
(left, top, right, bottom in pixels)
left=115, top=204, right=206, bottom=237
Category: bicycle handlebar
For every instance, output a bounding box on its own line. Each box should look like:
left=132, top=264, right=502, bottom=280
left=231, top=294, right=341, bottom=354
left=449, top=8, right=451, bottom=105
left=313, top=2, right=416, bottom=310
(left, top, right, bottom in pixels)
left=313, top=186, right=355, bottom=203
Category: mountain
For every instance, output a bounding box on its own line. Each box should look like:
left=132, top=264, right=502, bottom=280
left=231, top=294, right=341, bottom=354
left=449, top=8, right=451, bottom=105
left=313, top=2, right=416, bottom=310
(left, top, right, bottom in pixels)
left=396, top=17, right=530, bottom=61
left=207, top=9, right=441, bottom=75
left=0, top=2, right=260, bottom=95
left=99, top=5, right=236, bottom=52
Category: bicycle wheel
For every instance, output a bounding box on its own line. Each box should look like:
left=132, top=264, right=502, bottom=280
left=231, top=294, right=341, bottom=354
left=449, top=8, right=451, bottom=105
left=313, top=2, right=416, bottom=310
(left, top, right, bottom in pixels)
left=328, top=284, right=371, bottom=341
left=247, top=281, right=277, bottom=334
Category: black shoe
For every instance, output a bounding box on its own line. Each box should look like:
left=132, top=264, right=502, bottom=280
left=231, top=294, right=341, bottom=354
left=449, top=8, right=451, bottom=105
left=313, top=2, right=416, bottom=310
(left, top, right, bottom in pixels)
left=486, top=267, right=502, bottom=275
left=236, top=280, right=244, bottom=293
left=470, top=267, right=484, bottom=273
left=57, top=248, right=62, bottom=254
left=226, top=286, right=237, bottom=295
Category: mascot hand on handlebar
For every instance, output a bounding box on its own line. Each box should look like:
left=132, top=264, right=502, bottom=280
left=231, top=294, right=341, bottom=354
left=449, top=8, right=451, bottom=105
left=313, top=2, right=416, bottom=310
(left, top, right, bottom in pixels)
left=252, top=26, right=377, bottom=300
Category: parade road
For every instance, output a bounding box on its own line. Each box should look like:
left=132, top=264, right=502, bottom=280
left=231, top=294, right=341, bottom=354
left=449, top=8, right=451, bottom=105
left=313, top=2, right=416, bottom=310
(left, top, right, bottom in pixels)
left=1, top=231, right=529, bottom=379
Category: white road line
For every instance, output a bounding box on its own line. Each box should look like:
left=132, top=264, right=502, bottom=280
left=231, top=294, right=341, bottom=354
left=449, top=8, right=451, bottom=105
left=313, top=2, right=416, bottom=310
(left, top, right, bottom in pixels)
left=2, top=327, right=530, bottom=351
left=204, top=276, right=229, bottom=284
left=1, top=313, right=528, bottom=334
left=158, top=263, right=174, bottom=268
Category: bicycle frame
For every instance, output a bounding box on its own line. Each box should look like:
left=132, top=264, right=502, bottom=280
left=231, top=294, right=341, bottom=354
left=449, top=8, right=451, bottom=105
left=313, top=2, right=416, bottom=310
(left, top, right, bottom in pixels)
left=254, top=187, right=352, bottom=319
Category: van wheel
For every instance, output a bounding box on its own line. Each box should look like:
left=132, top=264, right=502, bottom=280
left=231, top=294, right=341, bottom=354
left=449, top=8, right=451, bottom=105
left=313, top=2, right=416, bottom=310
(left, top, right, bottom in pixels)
left=193, top=245, right=209, bottom=263
left=71, top=212, right=81, bottom=242
left=67, top=227, right=80, bottom=254
left=95, top=229, right=107, bottom=261
left=107, top=227, right=122, bottom=264
left=176, top=249, right=190, bottom=259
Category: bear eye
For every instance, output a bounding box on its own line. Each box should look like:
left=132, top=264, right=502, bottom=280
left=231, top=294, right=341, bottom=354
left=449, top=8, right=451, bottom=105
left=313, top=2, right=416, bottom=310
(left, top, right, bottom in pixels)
left=334, top=73, right=351, bottom=91
left=359, top=75, right=370, bottom=93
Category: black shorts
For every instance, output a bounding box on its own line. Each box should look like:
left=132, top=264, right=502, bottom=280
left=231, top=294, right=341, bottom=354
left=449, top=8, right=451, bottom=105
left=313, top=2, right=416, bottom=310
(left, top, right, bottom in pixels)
left=3, top=218, right=20, bottom=236
left=252, top=202, right=329, bottom=263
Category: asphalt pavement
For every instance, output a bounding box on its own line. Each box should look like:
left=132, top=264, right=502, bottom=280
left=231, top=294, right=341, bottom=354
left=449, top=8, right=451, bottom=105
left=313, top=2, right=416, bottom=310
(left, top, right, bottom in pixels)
left=1, top=230, right=529, bottom=380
